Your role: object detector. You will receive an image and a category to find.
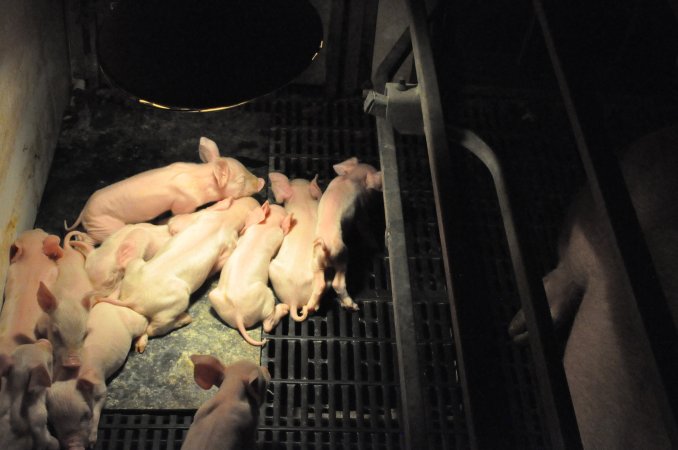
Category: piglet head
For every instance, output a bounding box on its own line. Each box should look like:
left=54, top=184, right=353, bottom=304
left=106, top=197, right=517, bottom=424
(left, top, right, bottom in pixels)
left=8, top=228, right=51, bottom=263
left=190, top=355, right=271, bottom=407
left=198, top=136, right=264, bottom=198
left=47, top=378, right=97, bottom=450
left=221, top=158, right=265, bottom=198
left=36, top=282, right=90, bottom=371
left=333, top=157, right=382, bottom=191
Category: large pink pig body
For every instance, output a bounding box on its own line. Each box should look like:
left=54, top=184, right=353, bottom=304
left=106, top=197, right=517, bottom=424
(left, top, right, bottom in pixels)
left=35, top=232, right=93, bottom=379
left=310, top=157, right=382, bottom=311
left=0, top=229, right=59, bottom=354
left=101, top=197, right=260, bottom=352
left=0, top=340, right=58, bottom=450
left=66, top=137, right=265, bottom=243
left=70, top=223, right=171, bottom=298
left=181, top=355, right=270, bottom=450
left=46, top=302, right=147, bottom=450
left=268, top=173, right=322, bottom=321
left=209, top=202, right=292, bottom=346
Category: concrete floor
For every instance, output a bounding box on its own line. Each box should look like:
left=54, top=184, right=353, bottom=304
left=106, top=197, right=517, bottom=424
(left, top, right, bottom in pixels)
left=34, top=88, right=272, bottom=409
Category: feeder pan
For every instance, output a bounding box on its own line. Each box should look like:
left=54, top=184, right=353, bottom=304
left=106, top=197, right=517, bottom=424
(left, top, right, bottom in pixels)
left=98, top=0, right=323, bottom=111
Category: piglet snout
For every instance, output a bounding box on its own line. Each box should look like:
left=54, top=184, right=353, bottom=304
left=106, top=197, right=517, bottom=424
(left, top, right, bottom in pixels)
left=62, top=355, right=82, bottom=369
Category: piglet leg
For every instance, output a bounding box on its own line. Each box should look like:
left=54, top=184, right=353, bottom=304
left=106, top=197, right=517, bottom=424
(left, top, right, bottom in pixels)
left=263, top=303, right=290, bottom=333
left=332, top=264, right=359, bottom=310
left=307, top=270, right=326, bottom=313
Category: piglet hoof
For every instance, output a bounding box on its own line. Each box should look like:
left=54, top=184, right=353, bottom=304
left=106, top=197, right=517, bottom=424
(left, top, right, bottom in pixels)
left=135, top=335, right=149, bottom=353
left=340, top=298, right=360, bottom=311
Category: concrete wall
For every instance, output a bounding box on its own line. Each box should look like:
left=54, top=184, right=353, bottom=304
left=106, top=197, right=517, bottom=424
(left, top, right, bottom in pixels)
left=0, top=0, right=71, bottom=298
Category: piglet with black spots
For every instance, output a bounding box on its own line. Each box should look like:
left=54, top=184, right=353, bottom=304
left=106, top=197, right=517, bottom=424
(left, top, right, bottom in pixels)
left=309, top=157, right=382, bottom=312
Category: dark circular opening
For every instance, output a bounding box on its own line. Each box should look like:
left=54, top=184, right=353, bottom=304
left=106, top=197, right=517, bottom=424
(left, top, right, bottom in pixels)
left=98, top=0, right=323, bottom=111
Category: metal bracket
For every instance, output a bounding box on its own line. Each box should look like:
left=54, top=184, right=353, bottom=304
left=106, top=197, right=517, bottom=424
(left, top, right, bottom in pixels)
left=364, top=81, right=424, bottom=135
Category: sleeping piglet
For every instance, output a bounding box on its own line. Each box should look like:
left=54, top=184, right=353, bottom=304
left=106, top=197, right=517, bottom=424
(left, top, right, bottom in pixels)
left=68, top=223, right=171, bottom=298
left=209, top=201, right=292, bottom=346
left=181, top=355, right=270, bottom=450
left=65, top=136, right=265, bottom=243
left=0, top=339, right=59, bottom=450
left=309, top=157, right=382, bottom=312
left=0, top=229, right=59, bottom=355
left=98, top=196, right=260, bottom=352
left=35, top=232, right=93, bottom=379
left=268, top=173, right=322, bottom=321
left=46, top=302, right=147, bottom=450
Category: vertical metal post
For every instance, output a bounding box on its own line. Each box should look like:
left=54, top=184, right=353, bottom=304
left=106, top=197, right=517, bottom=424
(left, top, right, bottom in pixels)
left=376, top=117, right=427, bottom=450
left=452, top=128, right=583, bottom=450
left=399, top=0, right=483, bottom=448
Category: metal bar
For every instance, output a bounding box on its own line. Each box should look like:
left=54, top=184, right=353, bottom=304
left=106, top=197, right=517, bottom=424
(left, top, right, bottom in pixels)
left=372, top=29, right=412, bottom=93
left=375, top=117, right=426, bottom=450
left=400, top=1, right=478, bottom=448
left=372, top=0, right=441, bottom=94
left=452, top=128, right=582, bottom=450
left=532, top=0, right=678, bottom=444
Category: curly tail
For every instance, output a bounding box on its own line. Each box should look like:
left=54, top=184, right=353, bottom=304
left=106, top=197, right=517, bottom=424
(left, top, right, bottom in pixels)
left=236, top=315, right=267, bottom=346
left=64, top=208, right=85, bottom=232
left=290, top=304, right=309, bottom=322
left=65, top=231, right=95, bottom=255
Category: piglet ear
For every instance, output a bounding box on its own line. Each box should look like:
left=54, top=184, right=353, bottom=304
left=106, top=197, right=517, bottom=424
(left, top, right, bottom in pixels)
left=241, top=204, right=267, bottom=235
left=9, top=243, right=22, bottom=263
left=244, top=368, right=269, bottom=406
left=366, top=170, right=383, bottom=191
left=190, top=355, right=225, bottom=390
left=309, top=174, right=322, bottom=200
left=37, top=282, right=58, bottom=313
left=76, top=374, right=97, bottom=405
left=281, top=213, right=293, bottom=235
left=269, top=172, right=293, bottom=203
left=28, top=364, right=52, bottom=393
left=116, top=241, right=137, bottom=269
left=333, top=157, right=359, bottom=176
left=213, top=159, right=231, bottom=189
left=209, top=197, right=234, bottom=211
left=198, top=137, right=220, bottom=162
left=261, top=201, right=271, bottom=218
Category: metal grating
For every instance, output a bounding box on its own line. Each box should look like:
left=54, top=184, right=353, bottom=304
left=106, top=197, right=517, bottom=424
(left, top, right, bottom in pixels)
left=260, top=96, right=402, bottom=450
left=94, top=411, right=193, bottom=449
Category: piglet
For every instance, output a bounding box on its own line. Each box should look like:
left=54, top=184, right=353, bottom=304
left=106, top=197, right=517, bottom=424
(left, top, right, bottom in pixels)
left=508, top=124, right=678, bottom=448
left=35, top=231, right=93, bottom=379
left=98, top=197, right=260, bottom=352
left=209, top=201, right=292, bottom=346
left=181, top=355, right=270, bottom=450
left=268, top=173, right=322, bottom=321
left=0, top=339, right=59, bottom=450
left=69, top=223, right=171, bottom=298
left=0, top=229, right=59, bottom=355
left=46, top=302, right=147, bottom=450
left=65, top=137, right=265, bottom=243
left=309, top=157, right=382, bottom=312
